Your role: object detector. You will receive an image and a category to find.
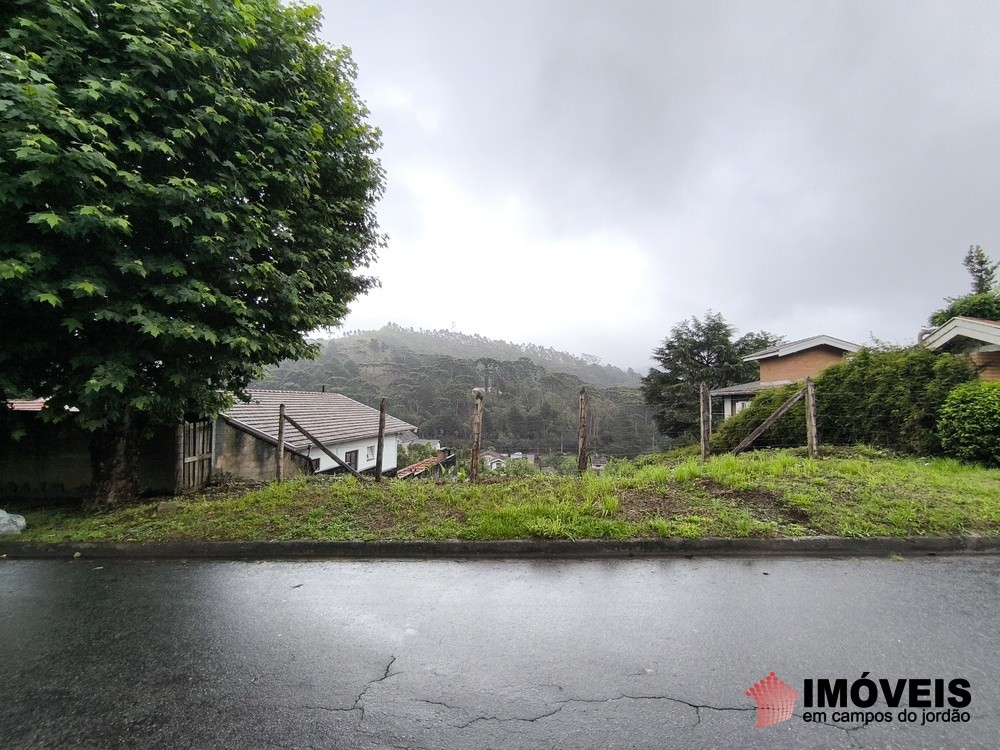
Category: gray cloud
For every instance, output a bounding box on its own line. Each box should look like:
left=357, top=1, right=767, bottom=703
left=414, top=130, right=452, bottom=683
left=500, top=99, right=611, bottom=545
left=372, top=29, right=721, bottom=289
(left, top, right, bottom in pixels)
left=319, top=0, right=1000, bottom=370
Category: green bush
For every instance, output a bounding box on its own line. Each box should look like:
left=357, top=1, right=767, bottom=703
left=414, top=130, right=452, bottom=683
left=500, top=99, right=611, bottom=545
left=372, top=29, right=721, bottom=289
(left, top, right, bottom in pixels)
left=710, top=348, right=977, bottom=456
left=936, top=381, right=1000, bottom=465
left=710, top=384, right=805, bottom=453
left=815, top=348, right=976, bottom=454
left=929, top=292, right=1000, bottom=326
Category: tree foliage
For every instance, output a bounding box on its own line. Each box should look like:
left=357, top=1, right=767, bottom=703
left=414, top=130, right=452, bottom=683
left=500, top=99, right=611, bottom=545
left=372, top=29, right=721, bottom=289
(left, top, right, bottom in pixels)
left=0, top=0, right=384, bottom=503
left=962, top=244, right=998, bottom=294
left=336, top=323, right=641, bottom=388
left=640, top=311, right=781, bottom=442
left=929, top=292, right=1000, bottom=327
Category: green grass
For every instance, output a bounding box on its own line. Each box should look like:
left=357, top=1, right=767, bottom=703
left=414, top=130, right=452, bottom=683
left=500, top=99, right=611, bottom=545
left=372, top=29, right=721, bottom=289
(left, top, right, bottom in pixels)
left=9, top=447, right=1000, bottom=543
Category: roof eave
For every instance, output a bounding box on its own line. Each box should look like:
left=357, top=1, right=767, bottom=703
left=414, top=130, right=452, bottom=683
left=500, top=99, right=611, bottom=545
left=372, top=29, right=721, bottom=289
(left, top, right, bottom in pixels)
left=922, top=316, right=1000, bottom=350
left=742, top=336, right=861, bottom=362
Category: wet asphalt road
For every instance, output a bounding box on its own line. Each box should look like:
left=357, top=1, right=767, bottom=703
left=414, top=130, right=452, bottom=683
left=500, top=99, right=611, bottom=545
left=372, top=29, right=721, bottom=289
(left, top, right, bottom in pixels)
left=1, top=556, right=998, bottom=750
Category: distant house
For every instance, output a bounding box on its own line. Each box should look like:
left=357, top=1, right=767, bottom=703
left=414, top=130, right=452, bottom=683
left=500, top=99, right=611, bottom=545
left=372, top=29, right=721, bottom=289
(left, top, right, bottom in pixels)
left=219, top=390, right=417, bottom=478
left=479, top=449, right=506, bottom=471
left=710, top=335, right=860, bottom=419
left=508, top=451, right=539, bottom=465
left=1, top=389, right=417, bottom=502
left=397, top=430, right=442, bottom=451
left=920, top=316, right=1000, bottom=380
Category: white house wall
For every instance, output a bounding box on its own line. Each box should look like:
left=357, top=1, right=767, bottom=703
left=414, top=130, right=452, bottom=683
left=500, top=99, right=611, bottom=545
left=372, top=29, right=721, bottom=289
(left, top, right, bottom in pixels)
left=309, top=435, right=399, bottom=474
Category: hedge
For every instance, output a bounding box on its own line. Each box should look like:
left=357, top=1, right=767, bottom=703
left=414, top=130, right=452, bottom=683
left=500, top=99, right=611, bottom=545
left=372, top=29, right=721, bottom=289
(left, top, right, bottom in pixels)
left=710, top=348, right=978, bottom=455
left=936, top=381, right=1000, bottom=465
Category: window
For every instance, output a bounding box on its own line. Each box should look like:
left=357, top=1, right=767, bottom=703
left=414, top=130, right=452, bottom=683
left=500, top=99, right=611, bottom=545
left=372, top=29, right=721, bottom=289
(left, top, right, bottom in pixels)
left=366, top=445, right=376, bottom=461
left=345, top=450, right=359, bottom=470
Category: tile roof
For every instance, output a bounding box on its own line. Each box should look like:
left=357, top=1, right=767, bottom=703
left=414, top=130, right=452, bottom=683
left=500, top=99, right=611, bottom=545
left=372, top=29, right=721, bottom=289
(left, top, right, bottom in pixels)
left=222, top=390, right=416, bottom=451
left=397, top=455, right=443, bottom=479
left=6, top=399, right=47, bottom=412
left=5, top=398, right=78, bottom=413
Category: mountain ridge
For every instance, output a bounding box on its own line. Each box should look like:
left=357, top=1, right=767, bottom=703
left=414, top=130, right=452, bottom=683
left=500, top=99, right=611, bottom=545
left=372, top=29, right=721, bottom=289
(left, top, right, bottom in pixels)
left=318, top=323, right=642, bottom=388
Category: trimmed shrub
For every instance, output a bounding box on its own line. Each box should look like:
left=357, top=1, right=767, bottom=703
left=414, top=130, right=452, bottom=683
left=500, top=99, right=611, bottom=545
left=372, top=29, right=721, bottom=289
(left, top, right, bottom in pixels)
left=936, top=381, right=1000, bottom=465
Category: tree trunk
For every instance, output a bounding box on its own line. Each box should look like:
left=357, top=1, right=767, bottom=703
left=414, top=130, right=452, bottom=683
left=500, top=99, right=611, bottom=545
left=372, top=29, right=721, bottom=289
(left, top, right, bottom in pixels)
left=87, top=411, right=141, bottom=508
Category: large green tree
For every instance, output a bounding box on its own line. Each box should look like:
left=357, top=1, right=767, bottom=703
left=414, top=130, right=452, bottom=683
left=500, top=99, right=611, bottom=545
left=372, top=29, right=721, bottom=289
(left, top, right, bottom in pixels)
left=0, top=0, right=384, bottom=505
left=641, top=311, right=781, bottom=441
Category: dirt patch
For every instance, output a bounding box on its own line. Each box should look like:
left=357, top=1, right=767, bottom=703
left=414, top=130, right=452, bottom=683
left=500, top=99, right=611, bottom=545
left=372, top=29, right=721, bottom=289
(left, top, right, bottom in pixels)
left=616, top=488, right=691, bottom=522
left=699, top=480, right=812, bottom=526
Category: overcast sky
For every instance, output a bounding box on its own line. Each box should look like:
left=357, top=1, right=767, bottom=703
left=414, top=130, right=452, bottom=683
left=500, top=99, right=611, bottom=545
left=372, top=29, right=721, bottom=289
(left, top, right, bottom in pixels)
left=316, top=0, right=1000, bottom=372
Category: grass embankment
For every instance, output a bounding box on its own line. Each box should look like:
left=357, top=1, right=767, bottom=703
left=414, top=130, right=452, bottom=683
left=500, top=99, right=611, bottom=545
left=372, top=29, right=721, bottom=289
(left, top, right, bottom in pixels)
left=11, top=448, right=1000, bottom=543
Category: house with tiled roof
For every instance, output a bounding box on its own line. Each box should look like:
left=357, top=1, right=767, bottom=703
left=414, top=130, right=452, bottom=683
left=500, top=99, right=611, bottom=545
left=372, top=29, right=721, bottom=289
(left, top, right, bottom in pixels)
left=218, top=390, right=417, bottom=478
left=710, top=335, right=860, bottom=420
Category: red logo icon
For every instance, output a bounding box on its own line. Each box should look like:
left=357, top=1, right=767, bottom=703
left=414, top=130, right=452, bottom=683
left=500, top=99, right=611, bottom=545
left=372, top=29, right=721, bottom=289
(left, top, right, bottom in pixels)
left=746, top=672, right=800, bottom=728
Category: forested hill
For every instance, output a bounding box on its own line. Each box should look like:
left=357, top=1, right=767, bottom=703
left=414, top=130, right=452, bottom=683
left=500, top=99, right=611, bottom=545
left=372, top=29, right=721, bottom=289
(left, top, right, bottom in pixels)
left=254, top=326, right=659, bottom=456
left=329, top=325, right=642, bottom=388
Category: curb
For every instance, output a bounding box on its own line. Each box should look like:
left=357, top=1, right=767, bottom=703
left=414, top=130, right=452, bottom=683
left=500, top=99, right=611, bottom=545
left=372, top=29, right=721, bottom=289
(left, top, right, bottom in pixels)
left=2, top=536, right=999, bottom=560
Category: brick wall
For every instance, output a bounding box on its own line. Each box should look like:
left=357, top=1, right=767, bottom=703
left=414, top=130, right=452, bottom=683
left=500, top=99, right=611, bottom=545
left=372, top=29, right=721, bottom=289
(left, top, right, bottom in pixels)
left=758, top=346, right=849, bottom=381
left=970, top=350, right=1000, bottom=381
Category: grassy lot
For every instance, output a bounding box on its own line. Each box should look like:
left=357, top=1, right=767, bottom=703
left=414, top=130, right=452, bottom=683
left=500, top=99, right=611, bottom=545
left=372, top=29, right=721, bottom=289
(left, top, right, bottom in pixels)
left=9, top=447, right=1000, bottom=543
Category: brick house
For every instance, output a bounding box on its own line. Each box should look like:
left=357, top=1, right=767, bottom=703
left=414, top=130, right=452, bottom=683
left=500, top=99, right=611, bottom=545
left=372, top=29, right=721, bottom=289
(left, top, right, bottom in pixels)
left=920, top=316, right=1000, bottom=380
left=710, top=335, right=860, bottom=420
left=218, top=390, right=417, bottom=479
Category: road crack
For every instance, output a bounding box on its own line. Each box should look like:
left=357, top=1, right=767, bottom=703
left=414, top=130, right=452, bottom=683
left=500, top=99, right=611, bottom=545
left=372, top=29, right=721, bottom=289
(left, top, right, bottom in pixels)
left=353, top=655, right=398, bottom=721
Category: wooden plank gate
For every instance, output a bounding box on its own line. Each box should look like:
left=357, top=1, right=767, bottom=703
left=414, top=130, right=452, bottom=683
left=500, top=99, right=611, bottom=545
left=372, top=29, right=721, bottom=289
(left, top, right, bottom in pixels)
left=176, top=420, right=214, bottom=492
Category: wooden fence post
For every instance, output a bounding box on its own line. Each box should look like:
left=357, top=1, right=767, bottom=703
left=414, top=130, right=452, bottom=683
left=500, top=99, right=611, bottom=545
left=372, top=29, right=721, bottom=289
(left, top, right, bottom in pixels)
left=174, top=423, right=185, bottom=494
left=471, top=390, right=484, bottom=482
left=805, top=378, right=818, bottom=459
left=277, top=403, right=285, bottom=483
left=578, top=387, right=588, bottom=474
left=700, top=382, right=711, bottom=462
left=375, top=398, right=387, bottom=481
